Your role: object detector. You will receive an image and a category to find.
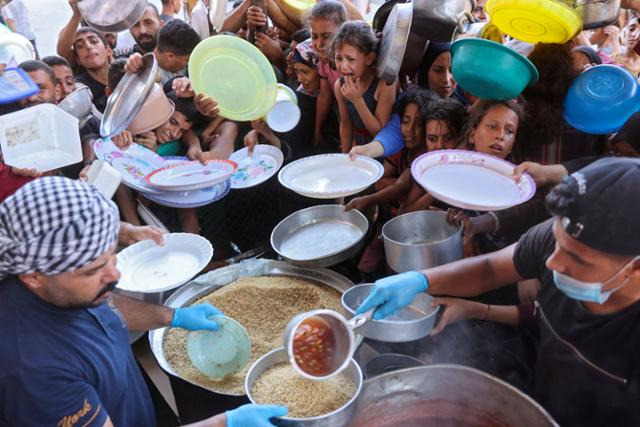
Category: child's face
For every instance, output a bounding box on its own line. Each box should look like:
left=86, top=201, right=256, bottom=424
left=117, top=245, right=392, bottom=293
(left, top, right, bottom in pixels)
left=425, top=119, right=456, bottom=152
left=401, top=102, right=424, bottom=150
left=428, top=52, right=456, bottom=99
left=294, top=63, right=320, bottom=94
left=154, top=110, right=192, bottom=143
left=335, top=43, right=374, bottom=79
left=469, top=105, right=519, bottom=159
left=310, top=18, right=340, bottom=61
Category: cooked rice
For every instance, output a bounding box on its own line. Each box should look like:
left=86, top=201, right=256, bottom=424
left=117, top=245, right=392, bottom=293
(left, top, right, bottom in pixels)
left=251, top=362, right=356, bottom=418
left=163, top=275, right=343, bottom=394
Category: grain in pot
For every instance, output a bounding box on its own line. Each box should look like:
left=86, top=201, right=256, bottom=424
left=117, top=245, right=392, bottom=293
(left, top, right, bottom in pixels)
left=163, top=275, right=343, bottom=394
left=251, top=362, right=356, bottom=418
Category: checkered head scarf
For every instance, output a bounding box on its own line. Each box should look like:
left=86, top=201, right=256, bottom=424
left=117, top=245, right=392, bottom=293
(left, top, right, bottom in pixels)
left=0, top=177, right=120, bottom=280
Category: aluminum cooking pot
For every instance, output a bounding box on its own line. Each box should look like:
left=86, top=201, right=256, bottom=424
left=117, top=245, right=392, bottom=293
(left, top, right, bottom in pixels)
left=382, top=211, right=463, bottom=273
left=350, top=364, right=558, bottom=426
left=376, top=2, right=413, bottom=84
left=411, top=0, right=476, bottom=42
left=562, top=0, right=621, bottom=29
left=77, top=0, right=148, bottom=33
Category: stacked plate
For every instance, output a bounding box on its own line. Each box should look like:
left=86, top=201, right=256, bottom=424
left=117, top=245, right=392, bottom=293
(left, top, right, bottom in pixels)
left=94, top=138, right=235, bottom=208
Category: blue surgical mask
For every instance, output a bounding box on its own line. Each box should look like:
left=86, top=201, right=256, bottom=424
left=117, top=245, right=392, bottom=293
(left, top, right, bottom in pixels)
left=552, top=258, right=637, bottom=304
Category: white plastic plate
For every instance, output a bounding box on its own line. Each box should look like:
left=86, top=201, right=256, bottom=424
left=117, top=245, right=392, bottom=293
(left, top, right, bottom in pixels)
left=94, top=138, right=165, bottom=194
left=146, top=159, right=237, bottom=192
left=144, top=179, right=231, bottom=208
left=116, top=233, right=213, bottom=293
left=278, top=153, right=384, bottom=199
left=229, top=145, right=284, bottom=189
left=411, top=149, right=536, bottom=211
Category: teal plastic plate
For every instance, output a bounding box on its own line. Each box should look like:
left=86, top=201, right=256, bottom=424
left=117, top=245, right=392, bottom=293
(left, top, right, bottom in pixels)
left=186, top=315, right=252, bottom=379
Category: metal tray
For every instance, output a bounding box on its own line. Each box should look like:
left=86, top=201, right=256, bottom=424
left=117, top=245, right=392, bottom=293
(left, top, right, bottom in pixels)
left=149, top=259, right=354, bottom=396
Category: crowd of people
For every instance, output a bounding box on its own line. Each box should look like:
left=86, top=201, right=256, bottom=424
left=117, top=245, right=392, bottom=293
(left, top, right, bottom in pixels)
left=1, top=0, right=640, bottom=425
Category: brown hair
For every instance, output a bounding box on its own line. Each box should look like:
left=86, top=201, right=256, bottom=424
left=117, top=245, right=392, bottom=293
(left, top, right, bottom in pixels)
left=519, top=43, right=579, bottom=148
left=459, top=99, right=526, bottom=148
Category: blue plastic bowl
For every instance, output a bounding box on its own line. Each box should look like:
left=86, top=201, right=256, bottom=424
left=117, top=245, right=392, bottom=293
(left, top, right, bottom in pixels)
left=451, top=38, right=539, bottom=101
left=564, top=65, right=640, bottom=135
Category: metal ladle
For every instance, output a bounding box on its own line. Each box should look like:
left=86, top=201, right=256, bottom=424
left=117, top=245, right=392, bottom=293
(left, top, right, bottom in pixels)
left=283, top=308, right=374, bottom=380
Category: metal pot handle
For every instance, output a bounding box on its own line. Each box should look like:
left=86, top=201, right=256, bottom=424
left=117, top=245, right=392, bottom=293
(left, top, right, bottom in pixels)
left=348, top=309, right=374, bottom=330
left=453, top=11, right=475, bottom=42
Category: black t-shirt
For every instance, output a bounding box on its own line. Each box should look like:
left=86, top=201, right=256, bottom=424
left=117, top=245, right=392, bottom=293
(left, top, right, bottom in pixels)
left=75, top=71, right=107, bottom=113
left=513, top=219, right=640, bottom=427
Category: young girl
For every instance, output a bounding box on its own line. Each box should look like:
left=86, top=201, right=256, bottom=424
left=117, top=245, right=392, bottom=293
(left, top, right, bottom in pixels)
left=348, top=42, right=460, bottom=159
left=333, top=21, right=396, bottom=152
left=345, top=95, right=466, bottom=272
left=309, top=1, right=348, bottom=146
left=402, top=99, right=524, bottom=214
left=346, top=93, right=465, bottom=212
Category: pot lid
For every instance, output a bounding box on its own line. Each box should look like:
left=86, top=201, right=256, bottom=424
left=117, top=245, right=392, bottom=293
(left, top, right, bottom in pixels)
left=100, top=53, right=158, bottom=138
left=486, top=0, right=582, bottom=44
left=376, top=2, right=413, bottom=84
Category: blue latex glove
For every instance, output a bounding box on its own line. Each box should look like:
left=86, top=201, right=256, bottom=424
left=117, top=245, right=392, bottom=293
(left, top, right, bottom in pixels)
left=171, top=303, right=223, bottom=331
left=356, top=271, right=428, bottom=320
left=226, top=404, right=288, bottom=427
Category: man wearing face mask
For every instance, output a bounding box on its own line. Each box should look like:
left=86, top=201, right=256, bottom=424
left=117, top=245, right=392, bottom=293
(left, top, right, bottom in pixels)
left=356, top=157, right=640, bottom=426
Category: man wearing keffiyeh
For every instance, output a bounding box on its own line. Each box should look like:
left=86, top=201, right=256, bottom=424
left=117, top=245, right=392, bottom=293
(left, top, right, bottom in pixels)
left=0, top=177, right=286, bottom=426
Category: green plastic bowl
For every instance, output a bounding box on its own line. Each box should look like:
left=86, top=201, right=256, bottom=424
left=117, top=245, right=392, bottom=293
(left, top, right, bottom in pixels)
left=451, top=38, right=539, bottom=101
left=188, top=35, right=277, bottom=121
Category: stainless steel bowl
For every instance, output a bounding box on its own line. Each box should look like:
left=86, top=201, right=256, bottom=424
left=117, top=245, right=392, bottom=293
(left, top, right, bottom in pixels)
left=271, top=205, right=369, bottom=268
left=382, top=211, right=463, bottom=273
left=77, top=0, right=148, bottom=33
left=59, top=85, right=93, bottom=126
left=149, top=260, right=354, bottom=396
left=100, top=53, right=158, bottom=138
left=341, top=284, right=440, bottom=342
left=559, top=0, right=620, bottom=30
left=245, top=347, right=363, bottom=427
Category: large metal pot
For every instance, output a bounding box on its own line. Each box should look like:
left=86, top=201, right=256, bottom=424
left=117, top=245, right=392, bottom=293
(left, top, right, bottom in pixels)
left=412, top=0, right=476, bottom=42
left=77, top=0, right=148, bottom=33
left=350, top=364, right=558, bottom=426
left=565, top=0, right=621, bottom=30
left=245, top=347, right=363, bottom=426
left=382, top=211, right=463, bottom=273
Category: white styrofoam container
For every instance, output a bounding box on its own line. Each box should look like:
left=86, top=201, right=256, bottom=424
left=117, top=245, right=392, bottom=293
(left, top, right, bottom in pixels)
left=86, top=160, right=121, bottom=199
left=0, top=103, right=82, bottom=172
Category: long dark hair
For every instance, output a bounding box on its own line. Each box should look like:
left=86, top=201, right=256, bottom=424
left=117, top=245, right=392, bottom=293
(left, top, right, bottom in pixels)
left=519, top=43, right=579, bottom=147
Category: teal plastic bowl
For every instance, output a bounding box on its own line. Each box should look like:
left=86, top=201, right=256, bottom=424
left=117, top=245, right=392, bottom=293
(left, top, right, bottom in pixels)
left=564, top=65, right=640, bottom=135
left=451, top=38, right=539, bottom=101
left=186, top=315, right=251, bottom=379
